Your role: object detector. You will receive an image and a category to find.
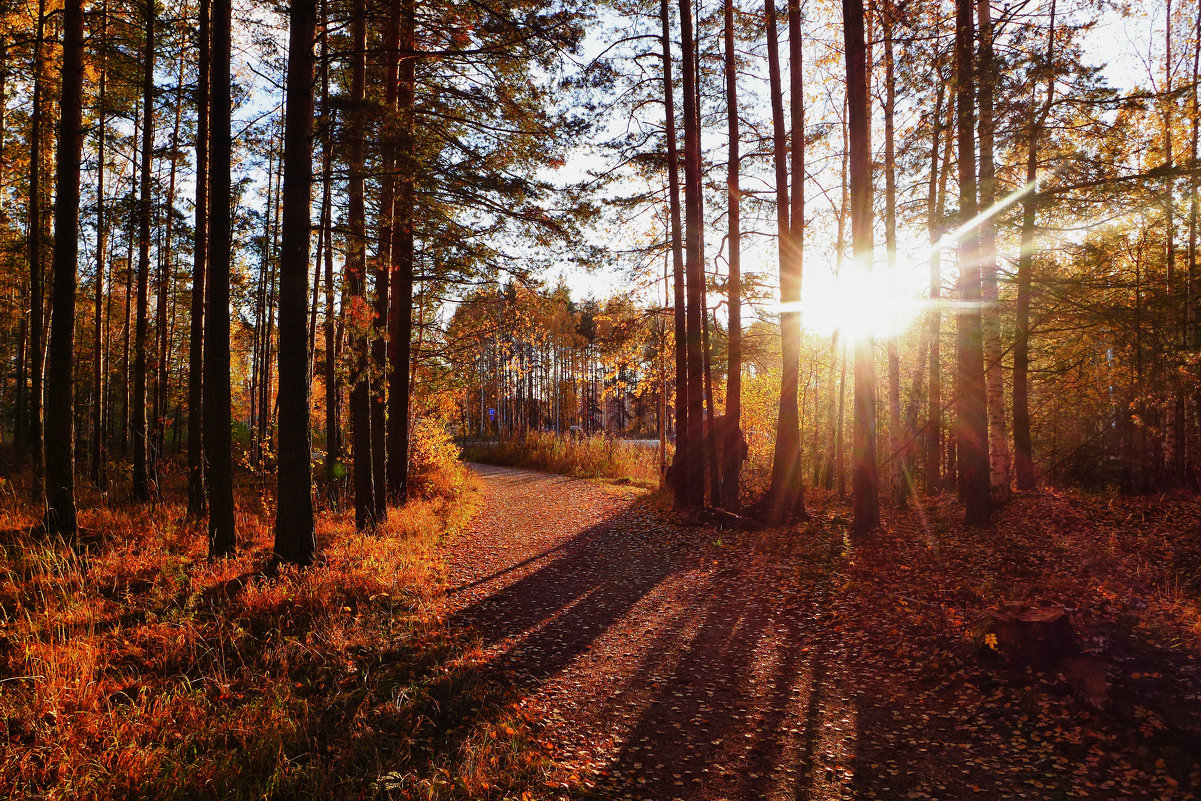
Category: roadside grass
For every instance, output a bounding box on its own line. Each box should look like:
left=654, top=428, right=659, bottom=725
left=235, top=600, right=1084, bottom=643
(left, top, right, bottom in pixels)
left=0, top=450, right=572, bottom=799
left=461, top=432, right=664, bottom=489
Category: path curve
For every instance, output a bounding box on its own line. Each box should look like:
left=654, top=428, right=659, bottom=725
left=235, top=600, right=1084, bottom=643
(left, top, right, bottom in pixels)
left=444, top=464, right=853, bottom=801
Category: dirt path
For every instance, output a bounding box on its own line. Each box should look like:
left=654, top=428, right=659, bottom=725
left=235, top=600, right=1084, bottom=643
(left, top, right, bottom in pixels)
left=444, top=465, right=1201, bottom=801
left=444, top=465, right=856, bottom=801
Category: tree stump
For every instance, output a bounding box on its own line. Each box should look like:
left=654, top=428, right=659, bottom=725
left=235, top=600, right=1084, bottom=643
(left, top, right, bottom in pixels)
left=986, top=602, right=1077, bottom=669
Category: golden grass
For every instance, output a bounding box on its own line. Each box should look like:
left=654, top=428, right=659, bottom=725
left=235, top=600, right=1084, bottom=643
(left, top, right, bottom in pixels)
left=0, top=461, right=571, bottom=800
left=462, top=431, right=664, bottom=488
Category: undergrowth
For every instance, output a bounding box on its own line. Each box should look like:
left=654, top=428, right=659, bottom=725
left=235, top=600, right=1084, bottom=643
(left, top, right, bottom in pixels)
left=461, top=432, right=663, bottom=488
left=0, top=439, right=569, bottom=800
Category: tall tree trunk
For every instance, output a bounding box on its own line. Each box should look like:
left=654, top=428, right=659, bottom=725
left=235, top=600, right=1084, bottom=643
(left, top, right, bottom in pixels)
left=387, top=0, right=416, bottom=504
left=679, top=0, right=705, bottom=508
left=1165, top=0, right=1184, bottom=484
left=954, top=0, right=991, bottom=525
left=206, top=0, right=237, bottom=555
left=120, top=130, right=135, bottom=459
left=153, top=50, right=185, bottom=463
left=1189, top=0, right=1201, bottom=355
left=721, top=0, right=742, bottom=508
left=926, top=77, right=948, bottom=492
left=275, top=0, right=318, bottom=565
left=189, top=0, right=209, bottom=517
left=371, top=5, right=400, bottom=516
left=845, top=0, right=879, bottom=538
left=320, top=0, right=340, bottom=507
left=132, top=0, right=154, bottom=501
left=1013, top=0, right=1056, bottom=491
left=44, top=0, right=84, bottom=538
left=93, top=2, right=109, bottom=491
left=660, top=0, right=689, bottom=505
left=347, top=0, right=374, bottom=529
left=765, top=0, right=806, bottom=521
left=26, top=0, right=46, bottom=501
left=882, top=6, right=906, bottom=508
left=976, top=0, right=1010, bottom=503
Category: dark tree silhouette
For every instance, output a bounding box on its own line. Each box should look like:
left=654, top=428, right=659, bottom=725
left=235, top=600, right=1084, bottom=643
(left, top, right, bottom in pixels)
left=274, top=0, right=318, bottom=566
left=206, top=0, right=237, bottom=556
left=43, top=0, right=85, bottom=539
left=132, top=0, right=154, bottom=501
left=954, top=0, right=992, bottom=526
left=845, top=0, right=880, bottom=538
left=189, top=0, right=210, bottom=518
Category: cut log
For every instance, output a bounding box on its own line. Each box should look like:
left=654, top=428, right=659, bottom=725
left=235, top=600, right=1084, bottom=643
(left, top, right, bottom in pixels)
left=986, top=602, right=1077, bottom=669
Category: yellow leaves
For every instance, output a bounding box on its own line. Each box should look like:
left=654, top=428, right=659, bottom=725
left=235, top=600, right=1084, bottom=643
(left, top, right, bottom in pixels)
left=984, top=632, right=999, bottom=650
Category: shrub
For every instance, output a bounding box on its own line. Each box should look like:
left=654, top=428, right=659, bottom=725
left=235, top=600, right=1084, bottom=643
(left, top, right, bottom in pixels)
left=409, top=417, right=468, bottom=499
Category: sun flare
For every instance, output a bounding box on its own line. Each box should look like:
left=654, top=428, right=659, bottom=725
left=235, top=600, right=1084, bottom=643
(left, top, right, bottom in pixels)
left=778, top=264, right=926, bottom=340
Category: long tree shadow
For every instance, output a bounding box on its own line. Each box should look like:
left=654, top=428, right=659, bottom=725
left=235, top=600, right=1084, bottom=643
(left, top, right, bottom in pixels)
left=448, top=499, right=707, bottom=683
left=449, top=488, right=857, bottom=800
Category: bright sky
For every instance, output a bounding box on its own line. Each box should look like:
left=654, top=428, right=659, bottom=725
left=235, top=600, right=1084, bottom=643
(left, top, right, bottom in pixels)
left=548, top=1, right=1152, bottom=339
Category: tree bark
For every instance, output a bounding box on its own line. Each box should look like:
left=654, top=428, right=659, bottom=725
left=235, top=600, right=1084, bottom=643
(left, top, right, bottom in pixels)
left=388, top=0, right=416, bottom=504
left=93, top=2, right=109, bottom=491
left=679, top=0, right=705, bottom=508
left=347, top=0, right=375, bottom=530
left=189, top=0, right=209, bottom=517
left=976, top=0, right=1010, bottom=504
left=721, top=0, right=742, bottom=508
left=132, top=0, right=155, bottom=501
left=206, top=0, right=237, bottom=555
left=845, top=0, right=880, bottom=538
left=926, top=77, right=949, bottom=492
left=44, top=0, right=85, bottom=539
left=883, top=6, right=906, bottom=508
left=26, top=0, right=47, bottom=502
left=1013, top=0, right=1056, bottom=491
left=955, top=0, right=991, bottom=526
left=765, top=0, right=807, bottom=521
left=318, top=0, right=340, bottom=506
left=275, top=0, right=318, bottom=565
left=660, top=0, right=689, bottom=505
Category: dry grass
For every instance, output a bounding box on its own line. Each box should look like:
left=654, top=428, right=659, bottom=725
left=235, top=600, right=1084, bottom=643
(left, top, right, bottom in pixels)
left=461, top=432, right=663, bottom=488
left=0, top=458, right=566, bottom=800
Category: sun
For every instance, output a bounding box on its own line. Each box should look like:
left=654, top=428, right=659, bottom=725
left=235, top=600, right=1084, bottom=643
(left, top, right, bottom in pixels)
left=780, top=261, right=925, bottom=340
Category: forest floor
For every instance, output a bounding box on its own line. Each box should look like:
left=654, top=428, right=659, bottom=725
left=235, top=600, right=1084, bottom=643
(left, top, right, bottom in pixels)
left=448, top=464, right=1201, bottom=801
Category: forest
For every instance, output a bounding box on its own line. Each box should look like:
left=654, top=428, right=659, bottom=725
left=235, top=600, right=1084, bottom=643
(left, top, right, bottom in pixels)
left=2, top=0, right=1201, bottom=798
